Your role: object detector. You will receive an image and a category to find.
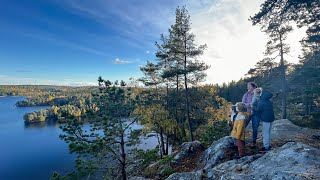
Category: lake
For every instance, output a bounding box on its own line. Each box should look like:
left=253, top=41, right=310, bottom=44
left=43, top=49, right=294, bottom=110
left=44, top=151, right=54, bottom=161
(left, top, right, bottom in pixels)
left=0, top=96, right=76, bottom=179
left=0, top=96, right=168, bottom=180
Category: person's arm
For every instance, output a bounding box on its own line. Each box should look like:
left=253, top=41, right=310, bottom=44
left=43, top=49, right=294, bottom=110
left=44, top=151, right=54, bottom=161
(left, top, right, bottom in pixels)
left=255, top=101, right=263, bottom=112
left=242, top=92, right=251, bottom=107
left=241, top=93, right=246, bottom=103
left=250, top=97, right=257, bottom=106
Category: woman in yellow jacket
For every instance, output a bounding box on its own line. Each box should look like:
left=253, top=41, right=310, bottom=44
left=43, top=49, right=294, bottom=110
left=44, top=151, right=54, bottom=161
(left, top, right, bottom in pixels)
left=231, top=102, right=250, bottom=158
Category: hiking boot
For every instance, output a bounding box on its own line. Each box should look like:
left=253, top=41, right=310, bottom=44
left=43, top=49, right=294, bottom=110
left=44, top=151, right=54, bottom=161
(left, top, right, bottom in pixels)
left=235, top=155, right=243, bottom=159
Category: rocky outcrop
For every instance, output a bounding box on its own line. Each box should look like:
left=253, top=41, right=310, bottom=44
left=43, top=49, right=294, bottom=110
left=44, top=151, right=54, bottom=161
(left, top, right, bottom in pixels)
left=166, top=171, right=202, bottom=180
left=198, top=136, right=234, bottom=170
left=209, top=142, right=320, bottom=179
left=271, top=119, right=316, bottom=140
left=205, top=154, right=263, bottom=179
left=166, top=119, right=320, bottom=180
left=128, top=177, right=150, bottom=180
left=168, top=142, right=320, bottom=180
left=173, top=141, right=203, bottom=163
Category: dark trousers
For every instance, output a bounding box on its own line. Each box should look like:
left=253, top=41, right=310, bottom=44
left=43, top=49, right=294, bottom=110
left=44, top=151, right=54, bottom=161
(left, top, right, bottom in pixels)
left=245, top=114, right=260, bottom=144
left=236, top=139, right=245, bottom=157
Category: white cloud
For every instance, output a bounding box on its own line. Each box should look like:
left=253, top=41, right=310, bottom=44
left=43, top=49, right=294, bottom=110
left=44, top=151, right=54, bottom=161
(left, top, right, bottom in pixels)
left=112, top=58, right=131, bottom=64
left=61, top=0, right=177, bottom=49
left=8, top=0, right=306, bottom=85
left=184, top=0, right=306, bottom=84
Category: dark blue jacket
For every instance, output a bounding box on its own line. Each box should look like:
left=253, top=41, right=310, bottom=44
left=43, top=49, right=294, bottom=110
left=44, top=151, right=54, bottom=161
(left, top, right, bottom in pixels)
left=254, top=89, right=275, bottom=122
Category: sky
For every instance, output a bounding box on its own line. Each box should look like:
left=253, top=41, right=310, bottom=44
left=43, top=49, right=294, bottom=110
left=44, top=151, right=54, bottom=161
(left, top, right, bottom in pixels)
left=0, top=0, right=306, bottom=86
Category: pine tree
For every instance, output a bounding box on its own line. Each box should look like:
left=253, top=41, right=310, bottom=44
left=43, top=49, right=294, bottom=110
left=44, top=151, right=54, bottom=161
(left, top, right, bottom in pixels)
left=59, top=77, right=136, bottom=179
left=251, top=2, right=293, bottom=119
left=167, top=6, right=210, bottom=141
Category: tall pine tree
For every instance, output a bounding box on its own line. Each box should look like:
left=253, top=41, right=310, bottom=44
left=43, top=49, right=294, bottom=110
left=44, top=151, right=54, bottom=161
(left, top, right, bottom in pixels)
left=167, top=6, right=209, bottom=141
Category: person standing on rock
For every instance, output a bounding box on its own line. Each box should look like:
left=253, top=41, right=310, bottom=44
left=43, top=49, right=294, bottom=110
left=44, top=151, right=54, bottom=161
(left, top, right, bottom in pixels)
left=254, top=89, right=275, bottom=152
left=242, top=82, right=260, bottom=147
left=231, top=102, right=250, bottom=159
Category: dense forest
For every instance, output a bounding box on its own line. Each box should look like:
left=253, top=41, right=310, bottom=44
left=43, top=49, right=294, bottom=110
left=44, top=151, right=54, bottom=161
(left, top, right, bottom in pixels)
left=2, top=0, right=319, bottom=179
left=0, top=86, right=100, bottom=123
left=21, top=95, right=99, bottom=123
left=0, top=85, right=96, bottom=97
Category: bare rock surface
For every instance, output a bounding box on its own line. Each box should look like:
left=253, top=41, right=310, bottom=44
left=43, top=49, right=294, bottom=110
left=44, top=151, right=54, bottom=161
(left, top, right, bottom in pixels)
left=167, top=120, right=320, bottom=180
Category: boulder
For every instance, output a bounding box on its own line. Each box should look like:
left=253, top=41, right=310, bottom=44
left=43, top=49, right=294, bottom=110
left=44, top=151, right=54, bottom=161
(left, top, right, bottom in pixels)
left=173, top=141, right=203, bottom=163
left=198, top=136, right=234, bottom=170
left=244, top=142, right=320, bottom=179
left=168, top=120, right=320, bottom=180
left=205, top=154, right=262, bottom=179
left=144, top=161, right=161, bottom=177
left=256, top=119, right=319, bottom=143
left=271, top=119, right=309, bottom=141
left=166, top=171, right=202, bottom=180
left=128, top=177, right=150, bottom=180
left=207, top=142, right=320, bottom=179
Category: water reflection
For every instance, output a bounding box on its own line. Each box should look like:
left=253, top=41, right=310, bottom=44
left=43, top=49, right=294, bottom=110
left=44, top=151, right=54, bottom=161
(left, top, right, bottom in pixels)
left=24, top=119, right=60, bottom=128
left=24, top=121, right=47, bottom=128
left=23, top=117, right=172, bottom=154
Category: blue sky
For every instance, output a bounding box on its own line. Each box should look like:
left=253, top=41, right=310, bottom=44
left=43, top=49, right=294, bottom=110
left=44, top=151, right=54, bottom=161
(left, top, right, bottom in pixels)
left=0, top=0, right=305, bottom=86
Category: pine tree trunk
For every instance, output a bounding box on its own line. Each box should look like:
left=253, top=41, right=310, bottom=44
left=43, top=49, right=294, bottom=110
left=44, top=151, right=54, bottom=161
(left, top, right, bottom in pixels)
left=184, top=38, right=194, bottom=142
left=176, top=74, right=186, bottom=141
left=120, top=131, right=126, bottom=180
left=160, top=127, right=166, bottom=156
left=280, top=61, right=287, bottom=119
left=166, top=83, right=169, bottom=113
left=184, top=73, right=193, bottom=141
left=156, top=132, right=163, bottom=159
left=175, top=75, right=179, bottom=122
left=166, top=135, right=169, bottom=155
left=279, top=35, right=287, bottom=119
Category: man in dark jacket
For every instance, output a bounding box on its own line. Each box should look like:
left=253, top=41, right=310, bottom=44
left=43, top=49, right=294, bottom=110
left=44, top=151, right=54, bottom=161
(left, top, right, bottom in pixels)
left=254, top=89, right=275, bottom=152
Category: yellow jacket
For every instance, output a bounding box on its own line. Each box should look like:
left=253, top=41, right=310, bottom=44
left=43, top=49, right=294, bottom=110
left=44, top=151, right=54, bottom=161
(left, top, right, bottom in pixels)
left=231, top=112, right=249, bottom=141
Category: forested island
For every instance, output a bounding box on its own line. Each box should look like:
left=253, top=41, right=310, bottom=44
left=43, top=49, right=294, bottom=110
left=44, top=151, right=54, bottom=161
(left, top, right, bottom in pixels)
left=1, top=1, right=319, bottom=179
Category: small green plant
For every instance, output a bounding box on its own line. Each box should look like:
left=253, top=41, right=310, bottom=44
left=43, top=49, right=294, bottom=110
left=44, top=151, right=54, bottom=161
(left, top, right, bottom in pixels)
left=161, top=165, right=175, bottom=177
left=134, top=148, right=159, bottom=167
left=196, top=120, right=229, bottom=147
left=159, top=154, right=174, bottom=165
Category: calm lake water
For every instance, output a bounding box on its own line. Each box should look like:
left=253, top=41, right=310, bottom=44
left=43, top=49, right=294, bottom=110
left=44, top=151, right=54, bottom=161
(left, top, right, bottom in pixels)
left=0, top=96, right=75, bottom=180
left=0, top=96, right=166, bottom=180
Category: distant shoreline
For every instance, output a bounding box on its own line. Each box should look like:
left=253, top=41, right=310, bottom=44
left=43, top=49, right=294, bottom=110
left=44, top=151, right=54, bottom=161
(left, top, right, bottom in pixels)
left=0, top=95, right=24, bottom=98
